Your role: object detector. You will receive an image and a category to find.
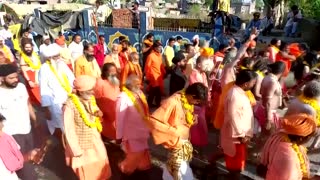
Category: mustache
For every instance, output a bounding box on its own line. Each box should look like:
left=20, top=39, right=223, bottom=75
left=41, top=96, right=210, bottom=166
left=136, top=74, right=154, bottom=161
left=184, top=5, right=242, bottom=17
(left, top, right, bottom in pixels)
left=107, top=75, right=120, bottom=86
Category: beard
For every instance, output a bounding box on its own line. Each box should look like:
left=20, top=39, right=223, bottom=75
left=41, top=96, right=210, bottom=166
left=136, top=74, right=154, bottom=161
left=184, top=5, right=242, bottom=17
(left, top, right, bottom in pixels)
left=131, top=87, right=141, bottom=94
left=85, top=54, right=95, bottom=62
left=24, top=50, right=33, bottom=56
left=3, top=80, right=18, bottom=88
left=107, top=75, right=120, bottom=86
left=179, top=64, right=187, bottom=71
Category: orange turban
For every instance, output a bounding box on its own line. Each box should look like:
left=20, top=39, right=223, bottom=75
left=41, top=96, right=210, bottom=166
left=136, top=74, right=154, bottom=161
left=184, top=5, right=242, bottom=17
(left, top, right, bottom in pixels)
left=201, top=47, right=214, bottom=57
left=55, top=37, right=65, bottom=46
left=249, top=40, right=256, bottom=48
left=282, top=113, right=316, bottom=137
left=73, top=75, right=97, bottom=91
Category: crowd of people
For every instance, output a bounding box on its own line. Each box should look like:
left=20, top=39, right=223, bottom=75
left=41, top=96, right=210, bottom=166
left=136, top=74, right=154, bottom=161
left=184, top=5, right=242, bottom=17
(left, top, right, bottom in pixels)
left=0, top=20, right=320, bottom=180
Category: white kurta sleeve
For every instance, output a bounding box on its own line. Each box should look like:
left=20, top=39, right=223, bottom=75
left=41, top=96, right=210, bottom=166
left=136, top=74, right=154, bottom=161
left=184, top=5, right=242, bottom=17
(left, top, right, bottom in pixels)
left=39, top=66, right=54, bottom=107
left=115, top=94, right=128, bottom=140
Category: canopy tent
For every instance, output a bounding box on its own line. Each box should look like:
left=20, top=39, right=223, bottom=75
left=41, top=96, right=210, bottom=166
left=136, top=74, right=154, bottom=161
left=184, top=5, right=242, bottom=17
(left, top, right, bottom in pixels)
left=0, top=3, right=92, bottom=20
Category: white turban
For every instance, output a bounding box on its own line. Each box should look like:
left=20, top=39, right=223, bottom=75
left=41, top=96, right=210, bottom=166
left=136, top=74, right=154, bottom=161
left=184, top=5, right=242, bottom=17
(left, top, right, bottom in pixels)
left=192, top=35, right=199, bottom=41
left=43, top=44, right=60, bottom=58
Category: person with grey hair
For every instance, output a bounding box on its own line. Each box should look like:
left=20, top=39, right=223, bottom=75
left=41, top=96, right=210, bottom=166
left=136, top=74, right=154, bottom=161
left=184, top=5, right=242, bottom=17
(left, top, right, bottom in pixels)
left=120, top=52, right=143, bottom=90
left=104, top=44, right=122, bottom=73
left=116, top=74, right=151, bottom=175
left=285, top=80, right=320, bottom=177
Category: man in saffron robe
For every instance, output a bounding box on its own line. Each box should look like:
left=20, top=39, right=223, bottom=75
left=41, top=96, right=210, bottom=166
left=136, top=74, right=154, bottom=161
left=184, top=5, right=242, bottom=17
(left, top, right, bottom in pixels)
left=267, top=38, right=281, bottom=63
left=74, top=43, right=101, bottom=78
left=0, top=37, right=14, bottom=63
left=259, top=114, right=316, bottom=180
left=149, top=83, right=208, bottom=180
left=220, top=70, right=257, bottom=179
left=120, top=52, right=143, bottom=90
left=104, top=44, right=122, bottom=74
left=145, top=41, right=166, bottom=107
left=63, top=75, right=111, bottom=180
left=39, top=44, right=75, bottom=138
left=94, top=63, right=120, bottom=140
left=19, top=38, right=42, bottom=106
left=116, top=75, right=151, bottom=174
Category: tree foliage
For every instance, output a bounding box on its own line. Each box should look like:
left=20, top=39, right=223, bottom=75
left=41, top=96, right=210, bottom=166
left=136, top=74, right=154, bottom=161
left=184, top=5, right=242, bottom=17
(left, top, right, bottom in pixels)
left=188, top=4, right=201, bottom=16
left=288, top=0, right=320, bottom=18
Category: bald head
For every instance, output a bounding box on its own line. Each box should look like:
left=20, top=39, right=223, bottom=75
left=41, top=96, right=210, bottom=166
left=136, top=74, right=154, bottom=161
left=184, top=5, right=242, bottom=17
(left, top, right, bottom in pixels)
left=303, top=81, right=320, bottom=99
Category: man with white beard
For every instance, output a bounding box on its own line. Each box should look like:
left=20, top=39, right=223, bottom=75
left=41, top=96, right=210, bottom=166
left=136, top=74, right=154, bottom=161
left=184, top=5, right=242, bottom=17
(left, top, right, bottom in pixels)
left=94, top=63, right=120, bottom=141
left=38, top=44, right=75, bottom=139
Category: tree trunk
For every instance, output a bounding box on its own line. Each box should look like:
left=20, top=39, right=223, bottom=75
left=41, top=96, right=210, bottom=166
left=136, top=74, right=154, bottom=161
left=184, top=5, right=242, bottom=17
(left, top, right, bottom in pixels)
left=263, top=0, right=287, bottom=28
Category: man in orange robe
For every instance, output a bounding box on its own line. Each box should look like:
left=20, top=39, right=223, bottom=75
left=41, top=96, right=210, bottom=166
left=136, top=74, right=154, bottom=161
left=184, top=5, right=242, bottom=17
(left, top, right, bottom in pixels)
left=19, top=38, right=41, bottom=105
left=149, top=83, right=208, bottom=180
left=144, top=41, right=166, bottom=107
left=74, top=43, right=101, bottom=78
left=0, top=37, right=14, bottom=63
left=94, top=63, right=120, bottom=140
left=120, top=52, right=143, bottom=90
left=63, top=75, right=111, bottom=180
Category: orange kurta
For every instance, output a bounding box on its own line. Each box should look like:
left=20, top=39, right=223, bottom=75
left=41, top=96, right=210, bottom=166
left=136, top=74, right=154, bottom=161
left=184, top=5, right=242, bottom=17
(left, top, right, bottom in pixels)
left=144, top=51, right=166, bottom=92
left=94, top=78, right=120, bottom=140
left=149, top=93, right=189, bottom=149
left=74, top=55, right=101, bottom=78
left=120, top=61, right=143, bottom=90
left=0, top=45, right=14, bottom=63
left=275, top=53, right=291, bottom=77
left=63, top=98, right=111, bottom=180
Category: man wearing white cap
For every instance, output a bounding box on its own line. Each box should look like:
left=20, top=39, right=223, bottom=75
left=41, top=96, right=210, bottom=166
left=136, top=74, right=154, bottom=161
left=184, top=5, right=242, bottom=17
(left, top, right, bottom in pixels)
left=0, top=36, right=14, bottom=63
left=38, top=44, right=75, bottom=139
left=39, top=34, right=51, bottom=63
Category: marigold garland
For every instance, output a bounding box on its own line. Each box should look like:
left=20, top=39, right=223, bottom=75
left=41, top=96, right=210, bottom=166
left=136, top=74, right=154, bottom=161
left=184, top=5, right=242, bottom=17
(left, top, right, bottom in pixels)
left=70, top=94, right=102, bottom=132
left=180, top=90, right=195, bottom=127
left=122, top=87, right=149, bottom=122
left=283, top=135, right=308, bottom=178
left=46, top=60, right=72, bottom=94
left=21, top=51, right=41, bottom=70
left=256, top=70, right=265, bottom=78
left=298, top=95, right=320, bottom=126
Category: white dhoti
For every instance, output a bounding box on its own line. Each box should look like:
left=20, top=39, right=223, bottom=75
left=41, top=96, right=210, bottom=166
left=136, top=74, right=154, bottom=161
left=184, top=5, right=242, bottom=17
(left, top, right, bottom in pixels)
left=47, top=103, right=64, bottom=135
left=162, top=161, right=193, bottom=180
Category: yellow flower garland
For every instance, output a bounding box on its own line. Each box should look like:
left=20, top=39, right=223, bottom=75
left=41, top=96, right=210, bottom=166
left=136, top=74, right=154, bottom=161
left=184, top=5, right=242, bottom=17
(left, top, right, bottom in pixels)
left=69, top=94, right=102, bottom=132
left=46, top=61, right=72, bottom=94
left=180, top=90, right=195, bottom=127
left=122, top=87, right=149, bottom=122
left=284, top=135, right=308, bottom=178
left=21, top=51, right=41, bottom=70
left=298, top=95, right=320, bottom=126
left=256, top=70, right=265, bottom=78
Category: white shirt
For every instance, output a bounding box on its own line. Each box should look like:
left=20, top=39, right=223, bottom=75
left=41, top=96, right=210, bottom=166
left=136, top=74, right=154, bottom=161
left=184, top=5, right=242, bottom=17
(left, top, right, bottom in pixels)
left=285, top=10, right=302, bottom=27
left=0, top=29, right=13, bottom=40
left=39, top=60, right=75, bottom=134
left=68, top=41, right=83, bottom=61
left=0, top=83, right=31, bottom=135
left=39, top=43, right=51, bottom=62
left=0, top=157, right=19, bottom=180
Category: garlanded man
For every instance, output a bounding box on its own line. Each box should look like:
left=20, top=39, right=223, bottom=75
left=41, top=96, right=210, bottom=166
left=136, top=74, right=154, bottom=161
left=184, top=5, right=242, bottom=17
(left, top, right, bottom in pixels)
left=0, top=64, right=37, bottom=180
left=259, top=114, right=316, bottom=179
left=220, top=70, right=257, bottom=180
left=39, top=44, right=75, bottom=138
left=94, top=63, right=120, bottom=140
left=74, top=43, right=101, bottom=78
left=19, top=38, right=42, bottom=105
left=63, top=75, right=111, bottom=180
left=120, top=52, right=143, bottom=90
left=169, top=52, right=187, bottom=95
left=116, top=75, right=151, bottom=174
left=149, top=83, right=208, bottom=180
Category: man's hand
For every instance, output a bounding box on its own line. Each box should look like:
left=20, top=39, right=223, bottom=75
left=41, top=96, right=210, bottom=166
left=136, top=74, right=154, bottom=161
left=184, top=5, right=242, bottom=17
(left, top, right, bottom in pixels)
left=239, top=136, right=251, bottom=144
left=94, top=110, right=103, bottom=118
left=265, top=121, right=275, bottom=132
left=28, top=80, right=36, bottom=88
left=28, top=148, right=44, bottom=164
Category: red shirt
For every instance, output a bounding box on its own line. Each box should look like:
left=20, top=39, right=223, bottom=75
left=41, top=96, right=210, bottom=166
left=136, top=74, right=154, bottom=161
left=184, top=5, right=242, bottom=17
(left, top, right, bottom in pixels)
left=94, top=43, right=105, bottom=67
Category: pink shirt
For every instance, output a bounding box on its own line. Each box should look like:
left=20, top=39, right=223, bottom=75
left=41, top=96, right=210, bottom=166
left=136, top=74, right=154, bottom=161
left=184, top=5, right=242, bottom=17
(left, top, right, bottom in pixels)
left=220, top=85, right=254, bottom=156
left=116, top=92, right=150, bottom=151
left=189, top=69, right=208, bottom=87
left=94, top=43, right=105, bottom=67
left=260, top=133, right=308, bottom=180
